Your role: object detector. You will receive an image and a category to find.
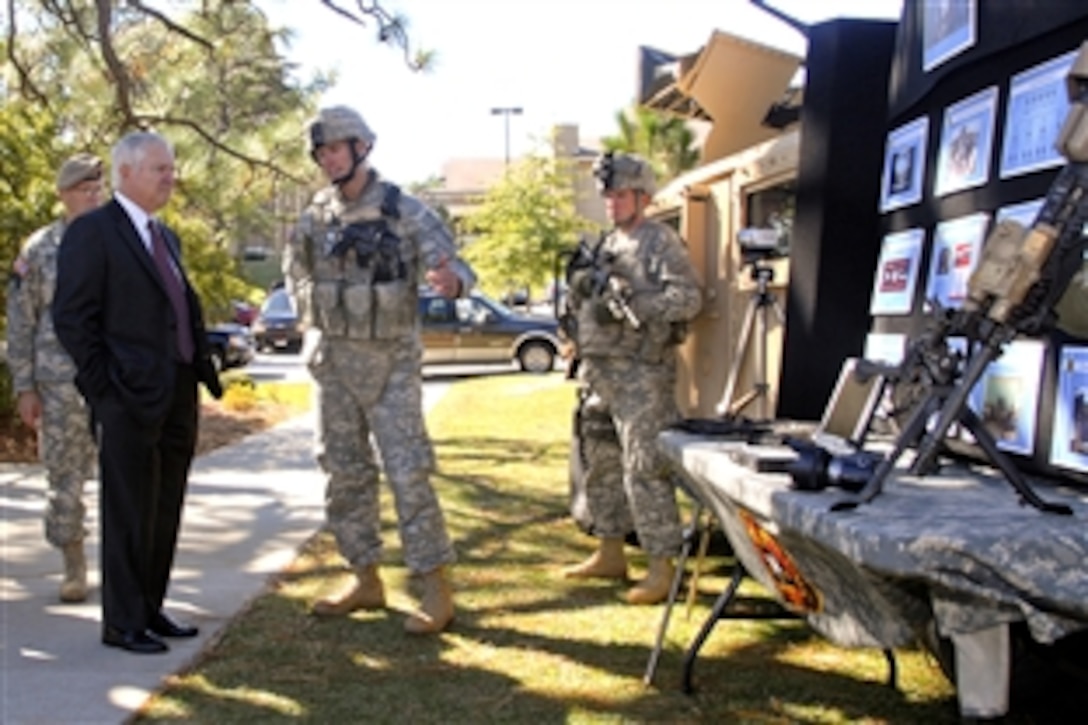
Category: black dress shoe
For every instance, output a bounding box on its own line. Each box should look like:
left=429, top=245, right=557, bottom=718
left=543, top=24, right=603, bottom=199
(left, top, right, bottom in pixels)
left=102, top=626, right=169, bottom=654
left=149, top=611, right=199, bottom=638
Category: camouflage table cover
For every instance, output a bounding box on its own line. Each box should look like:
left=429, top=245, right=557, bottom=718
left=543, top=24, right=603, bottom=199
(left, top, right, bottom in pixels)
left=658, top=430, right=1088, bottom=650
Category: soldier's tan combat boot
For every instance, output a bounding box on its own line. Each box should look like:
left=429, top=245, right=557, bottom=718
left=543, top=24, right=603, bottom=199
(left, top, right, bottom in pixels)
left=562, top=537, right=628, bottom=580
left=59, top=541, right=87, bottom=603
left=625, top=557, right=675, bottom=605
left=404, top=566, right=454, bottom=635
left=312, top=565, right=386, bottom=616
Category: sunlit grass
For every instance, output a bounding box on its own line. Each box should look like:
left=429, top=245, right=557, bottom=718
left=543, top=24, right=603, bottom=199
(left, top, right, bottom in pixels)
left=138, top=371, right=964, bottom=723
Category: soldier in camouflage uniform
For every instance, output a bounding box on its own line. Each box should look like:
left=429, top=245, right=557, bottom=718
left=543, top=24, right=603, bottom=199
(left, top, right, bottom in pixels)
left=285, top=106, right=475, bottom=634
left=6, top=153, right=103, bottom=603
left=562, top=151, right=702, bottom=604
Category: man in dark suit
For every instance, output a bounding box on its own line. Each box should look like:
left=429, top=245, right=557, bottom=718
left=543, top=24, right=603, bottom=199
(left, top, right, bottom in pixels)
left=52, top=131, right=223, bottom=654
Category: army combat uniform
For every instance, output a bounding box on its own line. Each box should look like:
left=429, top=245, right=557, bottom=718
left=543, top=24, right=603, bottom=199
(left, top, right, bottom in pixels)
left=285, top=170, right=475, bottom=576
left=568, top=219, right=702, bottom=557
left=7, top=220, right=97, bottom=547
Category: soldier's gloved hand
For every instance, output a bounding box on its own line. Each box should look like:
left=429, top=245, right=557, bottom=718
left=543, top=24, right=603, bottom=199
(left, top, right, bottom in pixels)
left=607, top=275, right=632, bottom=301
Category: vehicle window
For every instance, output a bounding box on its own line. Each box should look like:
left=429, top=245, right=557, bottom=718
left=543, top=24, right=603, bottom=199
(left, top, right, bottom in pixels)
left=454, top=299, right=477, bottom=323
left=262, top=290, right=295, bottom=315
left=422, top=297, right=454, bottom=323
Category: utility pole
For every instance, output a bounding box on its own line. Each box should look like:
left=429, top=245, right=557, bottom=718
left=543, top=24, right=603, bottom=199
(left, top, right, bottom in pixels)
left=490, top=106, right=523, bottom=167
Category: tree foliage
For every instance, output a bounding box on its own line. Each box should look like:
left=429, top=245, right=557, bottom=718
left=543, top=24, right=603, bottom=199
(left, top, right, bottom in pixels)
left=0, top=99, right=63, bottom=334
left=463, top=155, right=598, bottom=300
left=0, top=0, right=432, bottom=423
left=1, top=0, right=425, bottom=324
left=603, top=106, right=700, bottom=184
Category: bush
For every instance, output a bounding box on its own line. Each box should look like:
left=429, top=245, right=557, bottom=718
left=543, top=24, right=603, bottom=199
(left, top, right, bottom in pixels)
left=221, top=383, right=258, bottom=413
left=0, top=360, right=15, bottom=421
left=220, top=369, right=256, bottom=391
left=218, top=370, right=258, bottom=412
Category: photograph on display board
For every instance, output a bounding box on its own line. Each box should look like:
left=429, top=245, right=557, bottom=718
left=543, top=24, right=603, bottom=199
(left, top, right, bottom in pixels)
left=996, top=198, right=1045, bottom=228
left=864, top=332, right=907, bottom=365
left=879, top=117, right=929, bottom=212
left=934, top=86, right=998, bottom=197
left=870, top=228, right=925, bottom=316
left=924, top=212, right=990, bottom=310
left=1050, top=346, right=1088, bottom=473
left=1000, top=50, right=1077, bottom=179
left=922, top=0, right=976, bottom=72
left=965, top=338, right=1045, bottom=456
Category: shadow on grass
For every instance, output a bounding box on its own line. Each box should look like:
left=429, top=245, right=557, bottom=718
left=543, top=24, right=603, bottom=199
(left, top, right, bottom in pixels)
left=134, top=380, right=1027, bottom=723
left=151, top=558, right=961, bottom=724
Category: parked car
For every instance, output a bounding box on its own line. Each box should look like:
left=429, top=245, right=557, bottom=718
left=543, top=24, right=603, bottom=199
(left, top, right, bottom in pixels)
left=419, top=290, right=560, bottom=373
left=231, top=299, right=257, bottom=327
left=253, top=288, right=303, bottom=353
left=205, top=323, right=255, bottom=372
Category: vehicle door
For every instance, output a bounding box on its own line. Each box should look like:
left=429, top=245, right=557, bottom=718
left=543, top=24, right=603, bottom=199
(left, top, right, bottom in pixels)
left=419, top=296, right=459, bottom=364
left=454, top=296, right=515, bottom=363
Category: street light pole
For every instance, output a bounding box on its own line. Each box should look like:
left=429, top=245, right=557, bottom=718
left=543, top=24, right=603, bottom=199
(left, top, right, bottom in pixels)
left=490, top=106, right=523, bottom=167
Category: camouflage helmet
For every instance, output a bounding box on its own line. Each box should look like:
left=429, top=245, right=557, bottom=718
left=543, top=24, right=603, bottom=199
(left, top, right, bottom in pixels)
left=592, top=151, right=656, bottom=197
left=306, top=105, right=376, bottom=155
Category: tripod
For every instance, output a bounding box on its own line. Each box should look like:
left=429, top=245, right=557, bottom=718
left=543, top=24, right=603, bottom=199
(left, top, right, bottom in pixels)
left=716, top=259, right=786, bottom=421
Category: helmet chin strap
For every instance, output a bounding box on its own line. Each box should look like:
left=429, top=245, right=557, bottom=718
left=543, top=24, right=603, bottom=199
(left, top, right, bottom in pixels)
left=331, top=140, right=372, bottom=187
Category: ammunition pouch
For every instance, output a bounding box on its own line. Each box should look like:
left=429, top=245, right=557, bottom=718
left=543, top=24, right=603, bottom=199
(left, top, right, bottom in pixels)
left=312, top=279, right=415, bottom=341
left=313, top=281, right=348, bottom=337
left=578, top=392, right=618, bottom=442
left=372, top=280, right=414, bottom=339
left=342, top=282, right=374, bottom=338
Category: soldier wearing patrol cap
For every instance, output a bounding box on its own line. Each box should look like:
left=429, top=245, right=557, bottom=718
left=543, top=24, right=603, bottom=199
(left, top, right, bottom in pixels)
left=6, top=152, right=104, bottom=603
left=285, top=105, right=476, bottom=634
left=561, top=151, right=702, bottom=605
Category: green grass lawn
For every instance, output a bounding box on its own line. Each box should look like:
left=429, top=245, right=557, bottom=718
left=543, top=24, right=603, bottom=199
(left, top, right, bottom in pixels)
left=138, top=371, right=964, bottom=723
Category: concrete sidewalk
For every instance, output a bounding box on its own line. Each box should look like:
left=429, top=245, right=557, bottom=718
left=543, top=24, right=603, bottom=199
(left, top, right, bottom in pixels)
left=0, top=379, right=452, bottom=723
left=1, top=409, right=325, bottom=724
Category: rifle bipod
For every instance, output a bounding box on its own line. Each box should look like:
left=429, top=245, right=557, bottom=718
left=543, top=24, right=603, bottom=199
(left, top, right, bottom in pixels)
left=832, top=362, right=1073, bottom=516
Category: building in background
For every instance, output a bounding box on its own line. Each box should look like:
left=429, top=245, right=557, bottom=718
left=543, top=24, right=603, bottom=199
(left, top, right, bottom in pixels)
left=419, top=124, right=608, bottom=236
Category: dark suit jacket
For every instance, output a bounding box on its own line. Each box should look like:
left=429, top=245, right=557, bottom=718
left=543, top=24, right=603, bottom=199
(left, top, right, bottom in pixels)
left=52, top=198, right=223, bottom=424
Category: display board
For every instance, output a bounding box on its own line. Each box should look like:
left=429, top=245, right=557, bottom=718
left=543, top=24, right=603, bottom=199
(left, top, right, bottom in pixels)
left=872, top=0, right=1088, bottom=481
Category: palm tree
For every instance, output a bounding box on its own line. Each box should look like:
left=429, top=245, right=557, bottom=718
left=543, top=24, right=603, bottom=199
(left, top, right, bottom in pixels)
left=602, top=107, right=701, bottom=184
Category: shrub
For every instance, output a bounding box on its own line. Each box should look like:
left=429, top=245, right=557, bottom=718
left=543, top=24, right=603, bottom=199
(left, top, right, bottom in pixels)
left=221, top=383, right=258, bottom=412
left=0, top=360, right=15, bottom=421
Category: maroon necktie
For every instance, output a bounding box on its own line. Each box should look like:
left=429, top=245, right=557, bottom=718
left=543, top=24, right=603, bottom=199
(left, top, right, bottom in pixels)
left=148, top=221, right=194, bottom=363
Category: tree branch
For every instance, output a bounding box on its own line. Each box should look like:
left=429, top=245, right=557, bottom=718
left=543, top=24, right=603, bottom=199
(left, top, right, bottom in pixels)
left=319, top=0, right=431, bottom=70
left=143, top=114, right=308, bottom=184
left=125, top=0, right=215, bottom=51
left=6, top=0, right=50, bottom=105
left=94, top=0, right=137, bottom=126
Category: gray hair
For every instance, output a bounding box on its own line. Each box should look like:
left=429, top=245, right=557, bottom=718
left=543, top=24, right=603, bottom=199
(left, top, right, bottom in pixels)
left=110, top=131, right=173, bottom=188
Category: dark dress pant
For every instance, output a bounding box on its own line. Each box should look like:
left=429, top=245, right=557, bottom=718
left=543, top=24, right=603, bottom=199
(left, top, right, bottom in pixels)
left=96, top=364, right=198, bottom=632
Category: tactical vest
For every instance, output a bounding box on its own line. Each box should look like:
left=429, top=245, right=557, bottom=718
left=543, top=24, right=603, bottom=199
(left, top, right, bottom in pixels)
left=308, top=183, right=417, bottom=341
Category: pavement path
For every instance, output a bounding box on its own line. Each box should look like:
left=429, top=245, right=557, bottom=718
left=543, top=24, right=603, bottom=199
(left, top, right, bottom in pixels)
left=1, top=383, right=451, bottom=724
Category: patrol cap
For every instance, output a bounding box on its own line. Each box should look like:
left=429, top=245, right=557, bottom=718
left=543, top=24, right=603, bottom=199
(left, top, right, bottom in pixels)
left=56, top=153, right=103, bottom=191
left=307, top=106, right=376, bottom=154
left=592, top=151, right=656, bottom=197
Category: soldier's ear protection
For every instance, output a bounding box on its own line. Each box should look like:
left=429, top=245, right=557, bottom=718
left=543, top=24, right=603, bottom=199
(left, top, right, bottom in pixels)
left=309, top=123, right=326, bottom=161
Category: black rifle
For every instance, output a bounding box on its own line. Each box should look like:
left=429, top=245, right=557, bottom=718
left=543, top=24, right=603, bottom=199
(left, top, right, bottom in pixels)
left=569, top=234, right=640, bottom=329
